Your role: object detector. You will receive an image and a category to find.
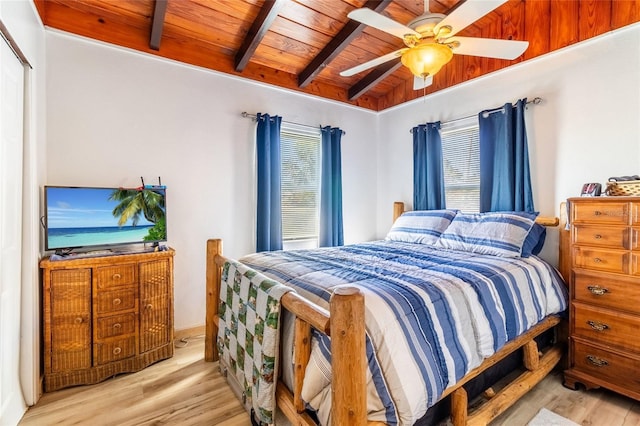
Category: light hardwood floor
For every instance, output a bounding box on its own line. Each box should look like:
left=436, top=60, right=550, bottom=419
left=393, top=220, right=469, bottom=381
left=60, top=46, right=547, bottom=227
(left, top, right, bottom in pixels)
left=20, top=335, right=640, bottom=426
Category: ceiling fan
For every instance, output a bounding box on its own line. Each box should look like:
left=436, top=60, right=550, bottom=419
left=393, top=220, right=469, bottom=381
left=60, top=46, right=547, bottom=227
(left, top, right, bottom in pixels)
left=340, top=0, right=529, bottom=90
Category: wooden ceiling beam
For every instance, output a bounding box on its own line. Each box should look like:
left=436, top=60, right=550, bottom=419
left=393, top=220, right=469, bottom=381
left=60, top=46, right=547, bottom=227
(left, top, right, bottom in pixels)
left=234, top=0, right=286, bottom=72
left=298, top=0, right=394, bottom=88
left=149, top=0, right=167, bottom=51
left=348, top=59, right=402, bottom=100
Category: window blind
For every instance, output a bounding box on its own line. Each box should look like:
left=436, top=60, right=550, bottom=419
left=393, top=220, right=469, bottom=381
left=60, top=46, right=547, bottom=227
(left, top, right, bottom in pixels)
left=280, top=123, right=321, bottom=242
left=441, top=122, right=480, bottom=213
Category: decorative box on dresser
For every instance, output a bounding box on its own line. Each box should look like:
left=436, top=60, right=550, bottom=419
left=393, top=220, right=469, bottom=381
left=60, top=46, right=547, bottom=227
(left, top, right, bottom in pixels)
left=564, top=197, right=640, bottom=400
left=40, top=249, right=175, bottom=392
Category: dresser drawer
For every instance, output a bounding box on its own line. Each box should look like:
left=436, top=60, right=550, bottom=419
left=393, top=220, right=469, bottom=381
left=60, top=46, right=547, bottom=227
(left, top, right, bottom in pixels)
left=572, top=225, right=629, bottom=250
left=572, top=339, right=640, bottom=392
left=96, top=288, right=136, bottom=314
left=572, top=202, right=629, bottom=225
left=96, top=264, right=136, bottom=289
left=573, top=271, right=640, bottom=313
left=573, top=302, right=640, bottom=352
left=96, top=313, right=136, bottom=340
left=95, top=336, right=136, bottom=365
left=572, top=247, right=628, bottom=274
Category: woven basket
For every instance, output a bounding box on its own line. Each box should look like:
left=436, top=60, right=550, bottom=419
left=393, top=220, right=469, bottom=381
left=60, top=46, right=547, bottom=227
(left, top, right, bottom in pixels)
left=606, top=180, right=640, bottom=196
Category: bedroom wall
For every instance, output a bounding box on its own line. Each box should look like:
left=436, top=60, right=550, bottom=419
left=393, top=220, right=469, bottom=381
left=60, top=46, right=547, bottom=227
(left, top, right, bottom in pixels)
left=45, top=31, right=379, bottom=330
left=376, top=23, right=640, bottom=265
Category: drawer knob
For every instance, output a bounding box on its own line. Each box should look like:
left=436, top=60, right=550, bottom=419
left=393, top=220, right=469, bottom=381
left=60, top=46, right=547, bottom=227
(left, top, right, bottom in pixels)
left=594, top=211, right=602, bottom=216
left=593, top=257, right=603, bottom=263
left=113, top=298, right=122, bottom=305
left=74, top=317, right=83, bottom=324
left=113, top=323, right=122, bottom=330
left=587, top=285, right=609, bottom=296
left=587, top=320, right=609, bottom=332
left=113, top=347, right=122, bottom=355
left=145, top=304, right=153, bottom=310
left=113, top=273, right=121, bottom=280
left=594, top=234, right=602, bottom=239
left=586, top=355, right=608, bottom=367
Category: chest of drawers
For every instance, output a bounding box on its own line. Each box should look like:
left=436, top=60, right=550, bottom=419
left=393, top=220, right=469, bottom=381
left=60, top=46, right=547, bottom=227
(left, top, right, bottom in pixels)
left=563, top=197, right=640, bottom=400
left=40, top=249, right=175, bottom=392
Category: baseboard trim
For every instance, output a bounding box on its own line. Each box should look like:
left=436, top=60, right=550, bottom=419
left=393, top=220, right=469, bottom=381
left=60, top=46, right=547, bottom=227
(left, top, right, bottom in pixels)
left=174, top=325, right=205, bottom=342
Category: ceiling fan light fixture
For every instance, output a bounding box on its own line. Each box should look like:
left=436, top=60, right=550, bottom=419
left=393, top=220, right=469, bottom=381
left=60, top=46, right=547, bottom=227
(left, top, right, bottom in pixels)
left=401, top=42, right=453, bottom=79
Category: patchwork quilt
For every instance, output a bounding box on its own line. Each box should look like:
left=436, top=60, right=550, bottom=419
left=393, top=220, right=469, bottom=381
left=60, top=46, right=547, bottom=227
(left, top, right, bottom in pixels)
left=217, top=259, right=293, bottom=425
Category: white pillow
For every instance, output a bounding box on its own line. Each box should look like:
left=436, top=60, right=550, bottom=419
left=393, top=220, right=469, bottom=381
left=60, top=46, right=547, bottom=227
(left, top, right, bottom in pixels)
left=434, top=211, right=538, bottom=257
left=386, top=210, right=458, bottom=245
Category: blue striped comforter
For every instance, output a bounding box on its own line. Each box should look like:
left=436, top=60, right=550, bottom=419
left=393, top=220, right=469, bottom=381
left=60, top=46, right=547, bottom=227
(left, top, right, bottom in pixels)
left=240, top=240, right=568, bottom=425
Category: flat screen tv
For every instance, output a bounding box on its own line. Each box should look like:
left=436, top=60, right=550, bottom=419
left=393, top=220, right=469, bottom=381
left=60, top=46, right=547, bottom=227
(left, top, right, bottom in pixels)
left=44, top=185, right=167, bottom=253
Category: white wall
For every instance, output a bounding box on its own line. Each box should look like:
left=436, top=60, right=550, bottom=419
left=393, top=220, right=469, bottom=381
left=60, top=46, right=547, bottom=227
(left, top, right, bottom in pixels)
left=377, top=23, right=640, bottom=264
left=45, top=31, right=379, bottom=330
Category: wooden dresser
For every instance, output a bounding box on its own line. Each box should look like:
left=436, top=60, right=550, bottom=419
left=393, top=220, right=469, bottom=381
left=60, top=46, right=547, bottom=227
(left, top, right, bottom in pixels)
left=564, top=197, right=640, bottom=400
left=40, top=249, right=175, bottom=392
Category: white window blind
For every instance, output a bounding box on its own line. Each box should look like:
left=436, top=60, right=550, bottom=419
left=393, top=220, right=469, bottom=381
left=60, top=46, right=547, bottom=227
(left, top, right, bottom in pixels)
left=441, top=120, right=480, bottom=213
left=280, top=123, right=321, bottom=248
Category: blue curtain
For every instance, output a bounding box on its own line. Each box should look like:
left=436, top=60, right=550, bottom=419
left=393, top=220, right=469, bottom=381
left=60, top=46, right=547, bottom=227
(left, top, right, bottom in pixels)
left=479, top=99, right=534, bottom=212
left=413, top=122, right=445, bottom=210
left=256, top=113, right=283, bottom=252
left=319, top=126, right=344, bottom=247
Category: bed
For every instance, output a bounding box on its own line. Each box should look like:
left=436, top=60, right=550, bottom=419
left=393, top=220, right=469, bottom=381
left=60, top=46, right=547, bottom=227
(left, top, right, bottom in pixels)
left=204, top=202, right=570, bottom=425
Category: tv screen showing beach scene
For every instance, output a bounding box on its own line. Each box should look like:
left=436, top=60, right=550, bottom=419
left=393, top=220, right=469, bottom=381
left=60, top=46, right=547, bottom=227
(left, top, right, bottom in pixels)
left=45, top=186, right=167, bottom=251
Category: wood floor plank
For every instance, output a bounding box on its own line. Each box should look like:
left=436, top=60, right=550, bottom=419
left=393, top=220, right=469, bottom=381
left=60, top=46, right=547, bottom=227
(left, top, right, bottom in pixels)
left=20, top=336, right=639, bottom=426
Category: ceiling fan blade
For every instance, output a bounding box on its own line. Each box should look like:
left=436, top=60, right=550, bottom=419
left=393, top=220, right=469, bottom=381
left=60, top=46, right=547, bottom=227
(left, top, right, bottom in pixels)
left=340, top=48, right=407, bottom=77
left=435, top=0, right=508, bottom=38
left=413, top=75, right=433, bottom=90
left=348, top=8, right=420, bottom=39
left=449, top=37, right=529, bottom=59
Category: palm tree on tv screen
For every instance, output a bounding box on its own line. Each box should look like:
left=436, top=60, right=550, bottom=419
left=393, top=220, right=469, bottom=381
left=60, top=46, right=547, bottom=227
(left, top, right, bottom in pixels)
left=109, top=189, right=166, bottom=240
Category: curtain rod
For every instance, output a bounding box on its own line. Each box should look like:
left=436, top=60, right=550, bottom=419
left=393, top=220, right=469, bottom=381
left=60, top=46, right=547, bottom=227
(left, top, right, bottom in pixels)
left=410, top=97, right=543, bottom=133
left=241, top=112, right=346, bottom=135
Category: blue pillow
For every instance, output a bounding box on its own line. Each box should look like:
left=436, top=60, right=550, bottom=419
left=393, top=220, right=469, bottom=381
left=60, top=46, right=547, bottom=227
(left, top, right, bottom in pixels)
left=434, top=211, right=538, bottom=257
left=521, top=223, right=546, bottom=257
left=386, top=210, right=458, bottom=245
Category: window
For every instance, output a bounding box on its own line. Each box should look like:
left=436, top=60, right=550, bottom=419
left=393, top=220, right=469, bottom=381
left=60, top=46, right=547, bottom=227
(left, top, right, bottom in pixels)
left=280, top=123, right=321, bottom=250
left=441, top=119, right=480, bottom=213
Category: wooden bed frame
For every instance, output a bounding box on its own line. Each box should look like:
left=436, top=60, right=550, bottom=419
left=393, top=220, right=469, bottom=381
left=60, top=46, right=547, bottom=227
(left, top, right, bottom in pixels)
left=204, top=202, right=570, bottom=425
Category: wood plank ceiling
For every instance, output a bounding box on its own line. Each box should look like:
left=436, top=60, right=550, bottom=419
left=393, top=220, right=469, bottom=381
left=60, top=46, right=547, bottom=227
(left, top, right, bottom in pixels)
left=34, top=0, right=640, bottom=112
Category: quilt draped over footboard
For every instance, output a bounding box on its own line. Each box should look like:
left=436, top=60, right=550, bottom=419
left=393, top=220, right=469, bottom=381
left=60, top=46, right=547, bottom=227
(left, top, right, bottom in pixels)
left=217, top=259, right=293, bottom=425
left=240, top=240, right=568, bottom=425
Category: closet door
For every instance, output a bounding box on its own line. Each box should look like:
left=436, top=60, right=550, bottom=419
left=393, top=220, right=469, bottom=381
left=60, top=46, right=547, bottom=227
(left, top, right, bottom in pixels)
left=0, top=35, right=26, bottom=424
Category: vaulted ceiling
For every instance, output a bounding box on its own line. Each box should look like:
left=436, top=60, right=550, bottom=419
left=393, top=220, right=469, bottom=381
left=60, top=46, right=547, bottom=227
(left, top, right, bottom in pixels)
left=34, top=0, right=640, bottom=111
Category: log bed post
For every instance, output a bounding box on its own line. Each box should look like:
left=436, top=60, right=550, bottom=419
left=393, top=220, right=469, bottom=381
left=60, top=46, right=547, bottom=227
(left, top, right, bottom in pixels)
left=330, top=287, right=367, bottom=426
left=205, top=239, right=222, bottom=362
left=393, top=201, right=405, bottom=223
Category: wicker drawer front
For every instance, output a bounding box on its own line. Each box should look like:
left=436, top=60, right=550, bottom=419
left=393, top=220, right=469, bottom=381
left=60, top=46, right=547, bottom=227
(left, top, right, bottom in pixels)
left=95, top=336, right=136, bottom=365
left=573, top=303, right=640, bottom=353
left=96, top=313, right=136, bottom=340
left=140, top=297, right=170, bottom=353
left=572, top=339, right=640, bottom=391
left=51, top=315, right=91, bottom=372
left=96, top=288, right=136, bottom=314
left=51, top=269, right=91, bottom=314
left=573, top=272, right=640, bottom=313
left=572, top=225, right=628, bottom=250
left=572, top=202, right=629, bottom=225
left=572, top=247, right=628, bottom=274
left=97, top=264, right=136, bottom=289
